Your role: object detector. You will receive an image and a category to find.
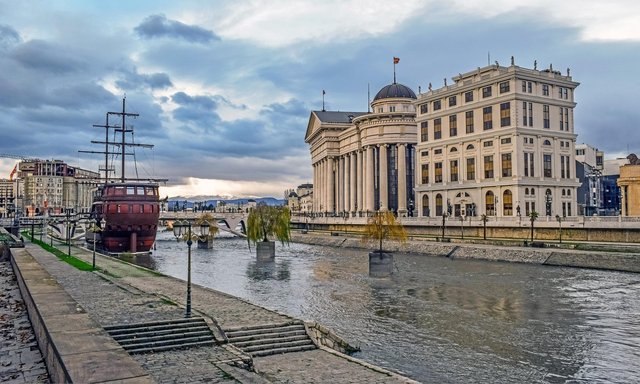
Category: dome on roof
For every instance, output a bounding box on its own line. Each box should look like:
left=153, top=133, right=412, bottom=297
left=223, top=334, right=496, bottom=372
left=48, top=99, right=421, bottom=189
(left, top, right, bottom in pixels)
left=373, top=83, right=416, bottom=101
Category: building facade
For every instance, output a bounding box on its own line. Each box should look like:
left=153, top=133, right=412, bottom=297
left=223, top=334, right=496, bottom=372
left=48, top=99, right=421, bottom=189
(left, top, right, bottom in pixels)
left=285, top=183, right=313, bottom=213
left=618, top=161, right=640, bottom=216
left=305, top=83, right=417, bottom=217
left=414, top=63, right=580, bottom=218
left=0, top=179, right=14, bottom=218
left=16, top=159, right=99, bottom=216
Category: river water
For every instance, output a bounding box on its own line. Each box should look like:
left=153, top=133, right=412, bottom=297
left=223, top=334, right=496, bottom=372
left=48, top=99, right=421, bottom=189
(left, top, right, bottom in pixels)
left=131, top=231, right=640, bottom=383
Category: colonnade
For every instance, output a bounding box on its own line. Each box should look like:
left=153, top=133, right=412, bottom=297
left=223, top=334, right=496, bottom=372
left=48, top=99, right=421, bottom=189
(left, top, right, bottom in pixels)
left=313, top=144, right=412, bottom=216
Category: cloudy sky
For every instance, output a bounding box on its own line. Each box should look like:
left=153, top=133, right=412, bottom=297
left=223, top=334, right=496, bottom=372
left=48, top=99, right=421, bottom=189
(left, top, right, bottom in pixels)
left=1, top=0, right=639, bottom=198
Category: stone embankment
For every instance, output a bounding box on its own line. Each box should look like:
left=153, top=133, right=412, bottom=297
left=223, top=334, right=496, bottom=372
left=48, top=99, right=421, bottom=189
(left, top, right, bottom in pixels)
left=291, top=233, right=640, bottom=273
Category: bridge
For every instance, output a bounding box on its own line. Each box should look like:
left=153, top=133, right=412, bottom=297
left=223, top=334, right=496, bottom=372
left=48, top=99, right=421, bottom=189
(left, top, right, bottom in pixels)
left=159, top=211, right=248, bottom=238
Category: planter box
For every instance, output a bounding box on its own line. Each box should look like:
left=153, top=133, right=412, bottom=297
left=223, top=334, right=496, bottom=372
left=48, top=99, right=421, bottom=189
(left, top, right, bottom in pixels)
left=369, top=251, right=394, bottom=277
left=256, top=241, right=275, bottom=261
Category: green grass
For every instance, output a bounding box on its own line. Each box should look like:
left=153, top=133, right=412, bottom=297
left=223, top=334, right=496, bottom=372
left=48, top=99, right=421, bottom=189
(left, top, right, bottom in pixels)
left=24, top=231, right=95, bottom=271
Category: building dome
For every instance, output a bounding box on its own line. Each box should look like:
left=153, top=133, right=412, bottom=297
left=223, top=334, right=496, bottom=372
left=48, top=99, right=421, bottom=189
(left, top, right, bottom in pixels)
left=373, top=83, right=416, bottom=101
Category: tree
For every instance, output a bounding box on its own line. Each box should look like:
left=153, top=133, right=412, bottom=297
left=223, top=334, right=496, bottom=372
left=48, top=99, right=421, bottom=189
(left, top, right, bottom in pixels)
left=246, top=204, right=291, bottom=248
left=529, top=211, right=539, bottom=242
left=481, top=214, right=488, bottom=240
left=361, top=211, right=407, bottom=253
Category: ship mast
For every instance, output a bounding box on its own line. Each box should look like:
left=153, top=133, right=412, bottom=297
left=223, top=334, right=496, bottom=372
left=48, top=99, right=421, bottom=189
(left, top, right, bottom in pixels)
left=80, top=97, right=165, bottom=184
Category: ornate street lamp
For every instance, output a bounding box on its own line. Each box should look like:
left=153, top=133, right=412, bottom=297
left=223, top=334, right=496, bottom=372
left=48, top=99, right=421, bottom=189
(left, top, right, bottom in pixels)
left=174, top=220, right=211, bottom=318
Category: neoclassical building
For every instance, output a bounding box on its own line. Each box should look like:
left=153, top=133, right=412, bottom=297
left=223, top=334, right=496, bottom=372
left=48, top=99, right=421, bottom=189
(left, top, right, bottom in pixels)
left=305, top=83, right=417, bottom=216
left=414, top=63, right=580, bottom=218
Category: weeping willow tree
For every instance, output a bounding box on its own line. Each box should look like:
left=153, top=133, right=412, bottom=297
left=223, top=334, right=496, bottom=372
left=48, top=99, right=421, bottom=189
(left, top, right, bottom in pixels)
left=195, top=213, right=219, bottom=240
left=246, top=204, right=291, bottom=249
left=361, top=211, right=408, bottom=253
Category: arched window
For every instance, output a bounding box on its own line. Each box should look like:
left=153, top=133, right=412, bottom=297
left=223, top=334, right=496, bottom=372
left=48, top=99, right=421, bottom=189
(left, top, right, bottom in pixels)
left=543, top=140, right=551, bottom=146
left=525, top=188, right=529, bottom=195
left=503, top=190, right=513, bottom=216
left=450, top=147, right=458, bottom=152
left=422, top=194, right=430, bottom=217
left=435, top=194, right=443, bottom=216
left=567, top=189, right=571, bottom=196
left=466, top=144, right=475, bottom=150
left=485, top=191, right=495, bottom=216
left=545, top=189, right=552, bottom=216
left=531, top=188, right=535, bottom=195
left=562, top=189, right=566, bottom=196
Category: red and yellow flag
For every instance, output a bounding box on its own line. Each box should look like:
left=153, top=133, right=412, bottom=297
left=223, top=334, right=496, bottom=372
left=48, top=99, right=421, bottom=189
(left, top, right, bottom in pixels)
left=393, top=57, right=400, bottom=64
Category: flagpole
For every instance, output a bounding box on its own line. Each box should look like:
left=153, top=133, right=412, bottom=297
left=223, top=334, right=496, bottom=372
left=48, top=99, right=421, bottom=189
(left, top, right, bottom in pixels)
left=393, top=61, right=396, bottom=84
left=322, top=90, right=325, bottom=112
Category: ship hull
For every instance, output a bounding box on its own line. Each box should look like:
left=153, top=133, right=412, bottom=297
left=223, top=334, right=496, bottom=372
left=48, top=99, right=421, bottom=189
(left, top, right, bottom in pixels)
left=89, top=183, right=160, bottom=254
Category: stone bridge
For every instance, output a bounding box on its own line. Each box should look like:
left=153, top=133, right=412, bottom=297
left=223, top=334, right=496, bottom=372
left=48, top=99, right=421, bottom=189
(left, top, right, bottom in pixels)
left=159, top=212, right=248, bottom=237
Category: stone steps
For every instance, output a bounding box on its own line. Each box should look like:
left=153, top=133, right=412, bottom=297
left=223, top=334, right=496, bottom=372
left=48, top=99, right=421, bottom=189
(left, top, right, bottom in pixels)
left=224, top=321, right=316, bottom=357
left=104, top=317, right=215, bottom=354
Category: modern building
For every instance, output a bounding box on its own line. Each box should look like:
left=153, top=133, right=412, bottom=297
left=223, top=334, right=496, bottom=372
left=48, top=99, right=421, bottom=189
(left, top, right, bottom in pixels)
left=16, top=159, right=99, bottom=216
left=0, top=179, right=14, bottom=218
left=576, top=144, right=605, bottom=215
left=575, top=143, right=603, bottom=170
left=305, top=82, right=417, bottom=217
left=414, top=62, right=580, bottom=218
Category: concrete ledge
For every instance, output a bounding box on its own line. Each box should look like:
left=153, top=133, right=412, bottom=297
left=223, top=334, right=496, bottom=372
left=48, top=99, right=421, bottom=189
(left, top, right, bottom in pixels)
left=10, top=248, right=153, bottom=383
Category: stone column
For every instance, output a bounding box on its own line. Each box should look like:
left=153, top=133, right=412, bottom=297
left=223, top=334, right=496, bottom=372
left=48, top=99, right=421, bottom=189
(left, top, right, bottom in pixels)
left=379, top=144, right=388, bottom=211
left=313, top=163, right=317, bottom=211
left=350, top=152, right=357, bottom=213
left=328, top=157, right=335, bottom=214
left=366, top=146, right=375, bottom=212
left=343, top=155, right=350, bottom=214
left=357, top=150, right=363, bottom=214
left=337, top=156, right=343, bottom=212
left=398, top=143, right=407, bottom=216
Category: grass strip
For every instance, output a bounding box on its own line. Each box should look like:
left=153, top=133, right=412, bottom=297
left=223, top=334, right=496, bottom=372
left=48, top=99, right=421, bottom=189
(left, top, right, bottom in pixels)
left=23, top=231, right=94, bottom=271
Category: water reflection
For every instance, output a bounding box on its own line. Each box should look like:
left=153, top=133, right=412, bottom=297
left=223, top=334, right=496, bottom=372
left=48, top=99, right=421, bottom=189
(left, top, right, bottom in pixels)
left=143, top=236, right=640, bottom=383
left=246, top=260, right=291, bottom=281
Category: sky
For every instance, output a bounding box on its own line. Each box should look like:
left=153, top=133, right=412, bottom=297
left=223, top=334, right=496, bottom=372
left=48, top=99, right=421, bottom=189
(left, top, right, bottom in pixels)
left=1, top=0, right=639, bottom=198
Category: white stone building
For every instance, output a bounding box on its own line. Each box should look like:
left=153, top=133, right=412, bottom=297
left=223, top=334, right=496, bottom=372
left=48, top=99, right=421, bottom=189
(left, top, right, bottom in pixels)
left=414, top=63, right=580, bottom=218
left=305, top=83, right=417, bottom=217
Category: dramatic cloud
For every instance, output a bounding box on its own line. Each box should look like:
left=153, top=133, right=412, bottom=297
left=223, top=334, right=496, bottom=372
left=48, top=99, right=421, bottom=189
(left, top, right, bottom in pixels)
left=135, top=14, right=220, bottom=44
left=116, top=67, right=173, bottom=91
left=0, top=24, right=21, bottom=49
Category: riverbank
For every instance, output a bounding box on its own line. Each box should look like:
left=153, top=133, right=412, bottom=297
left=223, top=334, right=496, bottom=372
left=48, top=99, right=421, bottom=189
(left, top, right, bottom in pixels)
left=291, top=232, right=640, bottom=273
left=9, top=241, right=418, bottom=383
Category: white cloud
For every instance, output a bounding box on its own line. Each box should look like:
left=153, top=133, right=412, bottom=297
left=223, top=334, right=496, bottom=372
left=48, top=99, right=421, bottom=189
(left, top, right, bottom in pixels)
left=211, top=0, right=426, bottom=47
left=160, top=176, right=305, bottom=198
left=447, top=0, right=640, bottom=42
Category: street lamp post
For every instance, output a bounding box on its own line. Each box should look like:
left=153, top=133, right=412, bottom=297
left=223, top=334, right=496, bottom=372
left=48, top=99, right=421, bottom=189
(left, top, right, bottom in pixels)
left=556, top=214, right=563, bottom=243
left=173, top=220, right=210, bottom=318
left=91, top=218, right=105, bottom=269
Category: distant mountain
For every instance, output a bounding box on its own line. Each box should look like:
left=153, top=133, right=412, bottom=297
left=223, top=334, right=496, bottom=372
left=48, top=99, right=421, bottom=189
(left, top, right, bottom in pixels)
left=167, top=196, right=285, bottom=209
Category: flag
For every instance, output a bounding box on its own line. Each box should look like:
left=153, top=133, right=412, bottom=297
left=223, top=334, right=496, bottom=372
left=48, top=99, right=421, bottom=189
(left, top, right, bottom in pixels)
left=322, top=90, right=325, bottom=95
left=393, top=57, right=400, bottom=64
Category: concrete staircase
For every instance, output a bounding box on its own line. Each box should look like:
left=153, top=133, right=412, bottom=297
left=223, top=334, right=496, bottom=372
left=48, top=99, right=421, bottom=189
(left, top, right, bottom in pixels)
left=224, top=321, right=316, bottom=357
left=104, top=317, right=216, bottom=354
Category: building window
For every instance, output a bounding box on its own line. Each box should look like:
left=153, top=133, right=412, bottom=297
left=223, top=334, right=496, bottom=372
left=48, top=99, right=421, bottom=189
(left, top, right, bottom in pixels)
left=449, top=115, right=457, bottom=137
left=503, top=190, right=513, bottom=216
left=466, top=158, right=475, bottom=180
left=501, top=137, right=512, bottom=145
left=500, top=102, right=511, bottom=127
left=434, top=162, right=443, bottom=183
left=499, top=81, right=510, bottom=93
left=450, top=160, right=459, bottom=182
left=559, top=87, right=569, bottom=99
left=521, top=80, right=533, bottom=93
left=483, top=140, right=493, bottom=147
left=543, top=154, right=552, bottom=177
left=449, top=96, right=457, bottom=107
left=466, top=144, right=475, bottom=150
left=543, top=139, right=551, bottom=146
left=559, top=107, right=569, bottom=131
left=434, top=118, right=442, bottom=139
left=465, top=91, right=473, bottom=102
left=543, top=105, right=550, bottom=128
left=389, top=106, right=396, bottom=112
left=434, top=100, right=441, bottom=111
left=486, top=191, right=495, bottom=216
left=421, top=150, right=429, bottom=157
left=501, top=153, right=512, bottom=177
left=378, top=107, right=383, bottom=113
left=420, top=103, right=428, bottom=114
left=524, top=152, right=535, bottom=177
left=465, top=111, right=474, bottom=133
left=483, top=106, right=493, bottom=130
left=484, top=155, right=494, bottom=178
left=563, top=155, right=571, bottom=178
left=542, top=84, right=549, bottom=96
left=421, top=164, right=429, bottom=184
left=420, top=121, right=428, bottom=142
left=434, top=149, right=443, bottom=155
left=523, top=102, right=533, bottom=126
left=436, top=194, right=443, bottom=216
left=482, top=86, right=492, bottom=98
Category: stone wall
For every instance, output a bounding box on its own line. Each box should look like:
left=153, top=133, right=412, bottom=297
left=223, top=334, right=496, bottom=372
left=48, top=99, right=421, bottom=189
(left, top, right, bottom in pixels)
left=291, top=233, right=640, bottom=273
left=304, top=322, right=360, bottom=354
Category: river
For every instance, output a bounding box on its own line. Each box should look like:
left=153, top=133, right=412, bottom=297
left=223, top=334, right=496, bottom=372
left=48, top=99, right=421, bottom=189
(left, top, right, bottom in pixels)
left=130, top=231, right=640, bottom=383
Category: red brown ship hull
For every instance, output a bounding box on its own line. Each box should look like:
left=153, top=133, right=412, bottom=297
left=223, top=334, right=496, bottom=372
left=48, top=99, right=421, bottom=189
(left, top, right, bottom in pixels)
left=90, top=183, right=160, bottom=253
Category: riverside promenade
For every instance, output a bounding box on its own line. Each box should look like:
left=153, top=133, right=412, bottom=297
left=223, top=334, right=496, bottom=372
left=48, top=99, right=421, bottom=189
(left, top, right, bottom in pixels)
left=8, top=241, right=417, bottom=383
